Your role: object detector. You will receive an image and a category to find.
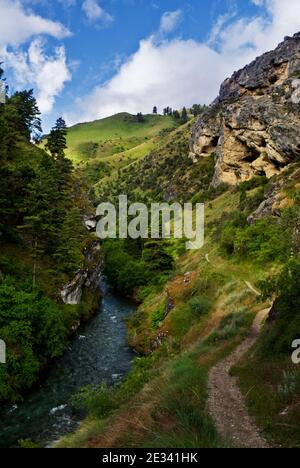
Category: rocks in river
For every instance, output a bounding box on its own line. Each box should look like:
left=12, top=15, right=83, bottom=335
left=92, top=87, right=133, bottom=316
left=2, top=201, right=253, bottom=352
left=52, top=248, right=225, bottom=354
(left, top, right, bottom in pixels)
left=49, top=405, right=67, bottom=416
left=112, top=373, right=122, bottom=383
left=190, top=32, right=300, bottom=187
left=7, top=405, right=18, bottom=414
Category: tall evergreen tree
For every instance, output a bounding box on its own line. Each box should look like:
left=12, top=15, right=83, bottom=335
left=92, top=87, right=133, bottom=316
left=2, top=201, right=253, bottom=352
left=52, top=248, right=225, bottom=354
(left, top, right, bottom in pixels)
left=172, top=110, right=180, bottom=120
left=8, top=90, right=42, bottom=141
left=181, top=107, right=188, bottom=124
left=54, top=207, right=85, bottom=276
left=46, top=117, right=68, bottom=158
left=136, top=112, right=144, bottom=123
left=191, top=104, right=207, bottom=117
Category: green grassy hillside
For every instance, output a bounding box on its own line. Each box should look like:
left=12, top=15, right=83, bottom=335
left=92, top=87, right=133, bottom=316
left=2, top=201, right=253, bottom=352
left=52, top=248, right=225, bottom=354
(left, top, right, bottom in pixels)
left=65, top=113, right=175, bottom=164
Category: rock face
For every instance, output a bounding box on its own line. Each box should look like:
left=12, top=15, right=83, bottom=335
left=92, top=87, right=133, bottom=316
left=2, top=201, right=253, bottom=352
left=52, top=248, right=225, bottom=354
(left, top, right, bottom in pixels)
left=61, top=240, right=103, bottom=305
left=61, top=270, right=88, bottom=305
left=190, top=33, right=300, bottom=186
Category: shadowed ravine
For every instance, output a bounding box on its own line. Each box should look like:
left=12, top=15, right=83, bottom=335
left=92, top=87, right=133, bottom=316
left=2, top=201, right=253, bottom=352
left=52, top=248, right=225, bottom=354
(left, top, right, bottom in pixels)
left=0, top=277, right=136, bottom=448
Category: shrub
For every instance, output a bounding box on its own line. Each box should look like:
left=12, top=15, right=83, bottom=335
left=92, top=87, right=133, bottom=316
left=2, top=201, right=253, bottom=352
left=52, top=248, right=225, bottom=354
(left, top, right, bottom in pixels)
left=238, top=176, right=268, bottom=192
left=188, top=297, right=212, bottom=317
left=151, top=309, right=165, bottom=331
left=72, top=383, right=117, bottom=419
left=207, top=311, right=252, bottom=343
left=258, top=259, right=300, bottom=356
left=234, top=219, right=289, bottom=263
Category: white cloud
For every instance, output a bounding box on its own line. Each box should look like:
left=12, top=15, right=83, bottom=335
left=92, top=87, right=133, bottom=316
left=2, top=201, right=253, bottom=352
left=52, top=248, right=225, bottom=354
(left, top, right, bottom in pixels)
left=0, top=0, right=72, bottom=115
left=0, top=0, right=71, bottom=47
left=159, top=10, right=182, bottom=34
left=3, top=38, right=71, bottom=113
left=67, top=0, right=300, bottom=125
left=82, top=0, right=113, bottom=24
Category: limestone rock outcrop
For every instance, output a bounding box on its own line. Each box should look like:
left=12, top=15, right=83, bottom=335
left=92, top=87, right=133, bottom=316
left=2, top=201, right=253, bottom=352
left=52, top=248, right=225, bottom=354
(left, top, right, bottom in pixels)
left=190, top=33, right=300, bottom=186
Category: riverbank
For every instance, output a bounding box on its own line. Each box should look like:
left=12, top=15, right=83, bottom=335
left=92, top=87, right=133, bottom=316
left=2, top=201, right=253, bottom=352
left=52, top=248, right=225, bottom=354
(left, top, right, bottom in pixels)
left=0, top=277, right=136, bottom=448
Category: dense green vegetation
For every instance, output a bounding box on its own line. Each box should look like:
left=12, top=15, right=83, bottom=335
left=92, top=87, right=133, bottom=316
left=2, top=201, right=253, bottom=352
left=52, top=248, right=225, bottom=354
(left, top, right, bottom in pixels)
left=102, top=238, right=173, bottom=296
left=0, top=278, right=66, bottom=401
left=0, top=68, right=98, bottom=403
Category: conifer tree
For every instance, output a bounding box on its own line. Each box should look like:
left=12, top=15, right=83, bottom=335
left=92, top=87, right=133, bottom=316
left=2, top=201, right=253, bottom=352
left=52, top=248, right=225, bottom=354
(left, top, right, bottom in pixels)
left=54, top=207, right=85, bottom=276
left=181, top=107, right=188, bottom=124
left=46, top=117, right=68, bottom=158
left=8, top=90, right=42, bottom=141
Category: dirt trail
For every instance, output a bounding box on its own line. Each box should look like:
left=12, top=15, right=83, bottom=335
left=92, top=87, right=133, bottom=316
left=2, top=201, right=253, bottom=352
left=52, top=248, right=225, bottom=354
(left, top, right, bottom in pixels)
left=208, top=308, right=271, bottom=448
left=244, top=281, right=261, bottom=297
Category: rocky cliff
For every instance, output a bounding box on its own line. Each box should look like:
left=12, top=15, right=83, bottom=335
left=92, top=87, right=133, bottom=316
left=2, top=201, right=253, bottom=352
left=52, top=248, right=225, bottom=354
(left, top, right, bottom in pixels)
left=190, top=33, right=300, bottom=186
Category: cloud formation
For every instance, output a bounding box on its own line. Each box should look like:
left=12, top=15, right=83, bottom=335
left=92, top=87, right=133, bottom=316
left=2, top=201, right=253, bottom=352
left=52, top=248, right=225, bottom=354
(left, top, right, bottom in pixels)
left=82, top=0, right=114, bottom=25
left=159, top=10, right=182, bottom=34
left=3, top=39, right=71, bottom=113
left=0, top=0, right=72, bottom=114
left=0, top=0, right=70, bottom=47
left=67, top=0, right=300, bottom=125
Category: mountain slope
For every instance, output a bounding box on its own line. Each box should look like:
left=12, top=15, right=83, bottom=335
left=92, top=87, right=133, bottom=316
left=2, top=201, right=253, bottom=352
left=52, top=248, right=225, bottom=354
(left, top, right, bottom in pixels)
left=57, top=33, right=300, bottom=449
left=65, top=113, right=176, bottom=164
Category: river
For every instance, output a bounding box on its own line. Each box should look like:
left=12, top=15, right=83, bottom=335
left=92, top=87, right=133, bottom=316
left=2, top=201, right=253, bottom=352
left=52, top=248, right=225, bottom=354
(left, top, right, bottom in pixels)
left=0, top=277, right=136, bottom=448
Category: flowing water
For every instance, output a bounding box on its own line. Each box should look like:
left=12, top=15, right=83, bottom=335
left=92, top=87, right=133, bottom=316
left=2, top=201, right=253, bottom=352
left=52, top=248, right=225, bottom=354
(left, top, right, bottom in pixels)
left=0, top=277, right=136, bottom=448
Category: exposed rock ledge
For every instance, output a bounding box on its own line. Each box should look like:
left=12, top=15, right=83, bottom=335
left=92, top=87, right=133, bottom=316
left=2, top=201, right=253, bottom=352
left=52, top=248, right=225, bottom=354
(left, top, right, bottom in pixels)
left=61, top=240, right=103, bottom=305
left=190, top=32, right=300, bottom=186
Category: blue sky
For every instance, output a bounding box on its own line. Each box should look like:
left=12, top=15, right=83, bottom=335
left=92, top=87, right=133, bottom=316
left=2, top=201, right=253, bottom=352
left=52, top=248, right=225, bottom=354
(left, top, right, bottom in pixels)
left=1, top=0, right=300, bottom=132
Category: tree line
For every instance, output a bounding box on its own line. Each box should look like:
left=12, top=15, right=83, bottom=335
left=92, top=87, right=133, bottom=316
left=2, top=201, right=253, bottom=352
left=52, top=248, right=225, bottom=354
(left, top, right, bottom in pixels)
left=0, top=64, right=88, bottom=402
left=135, top=104, right=207, bottom=125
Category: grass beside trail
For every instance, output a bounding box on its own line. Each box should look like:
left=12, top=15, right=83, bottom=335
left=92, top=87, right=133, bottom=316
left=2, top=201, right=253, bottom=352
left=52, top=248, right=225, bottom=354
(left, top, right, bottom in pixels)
left=233, top=348, right=300, bottom=448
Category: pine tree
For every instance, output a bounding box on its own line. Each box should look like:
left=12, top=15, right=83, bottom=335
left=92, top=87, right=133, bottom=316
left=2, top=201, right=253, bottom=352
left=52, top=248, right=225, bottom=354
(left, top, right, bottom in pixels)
left=181, top=107, right=188, bottom=124
left=45, top=117, right=73, bottom=187
left=46, top=117, right=68, bottom=158
left=136, top=112, right=144, bottom=123
left=191, top=104, right=206, bottom=117
left=54, top=208, right=85, bottom=276
left=8, top=90, right=42, bottom=141
left=172, top=110, right=180, bottom=120
left=153, top=106, right=158, bottom=114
